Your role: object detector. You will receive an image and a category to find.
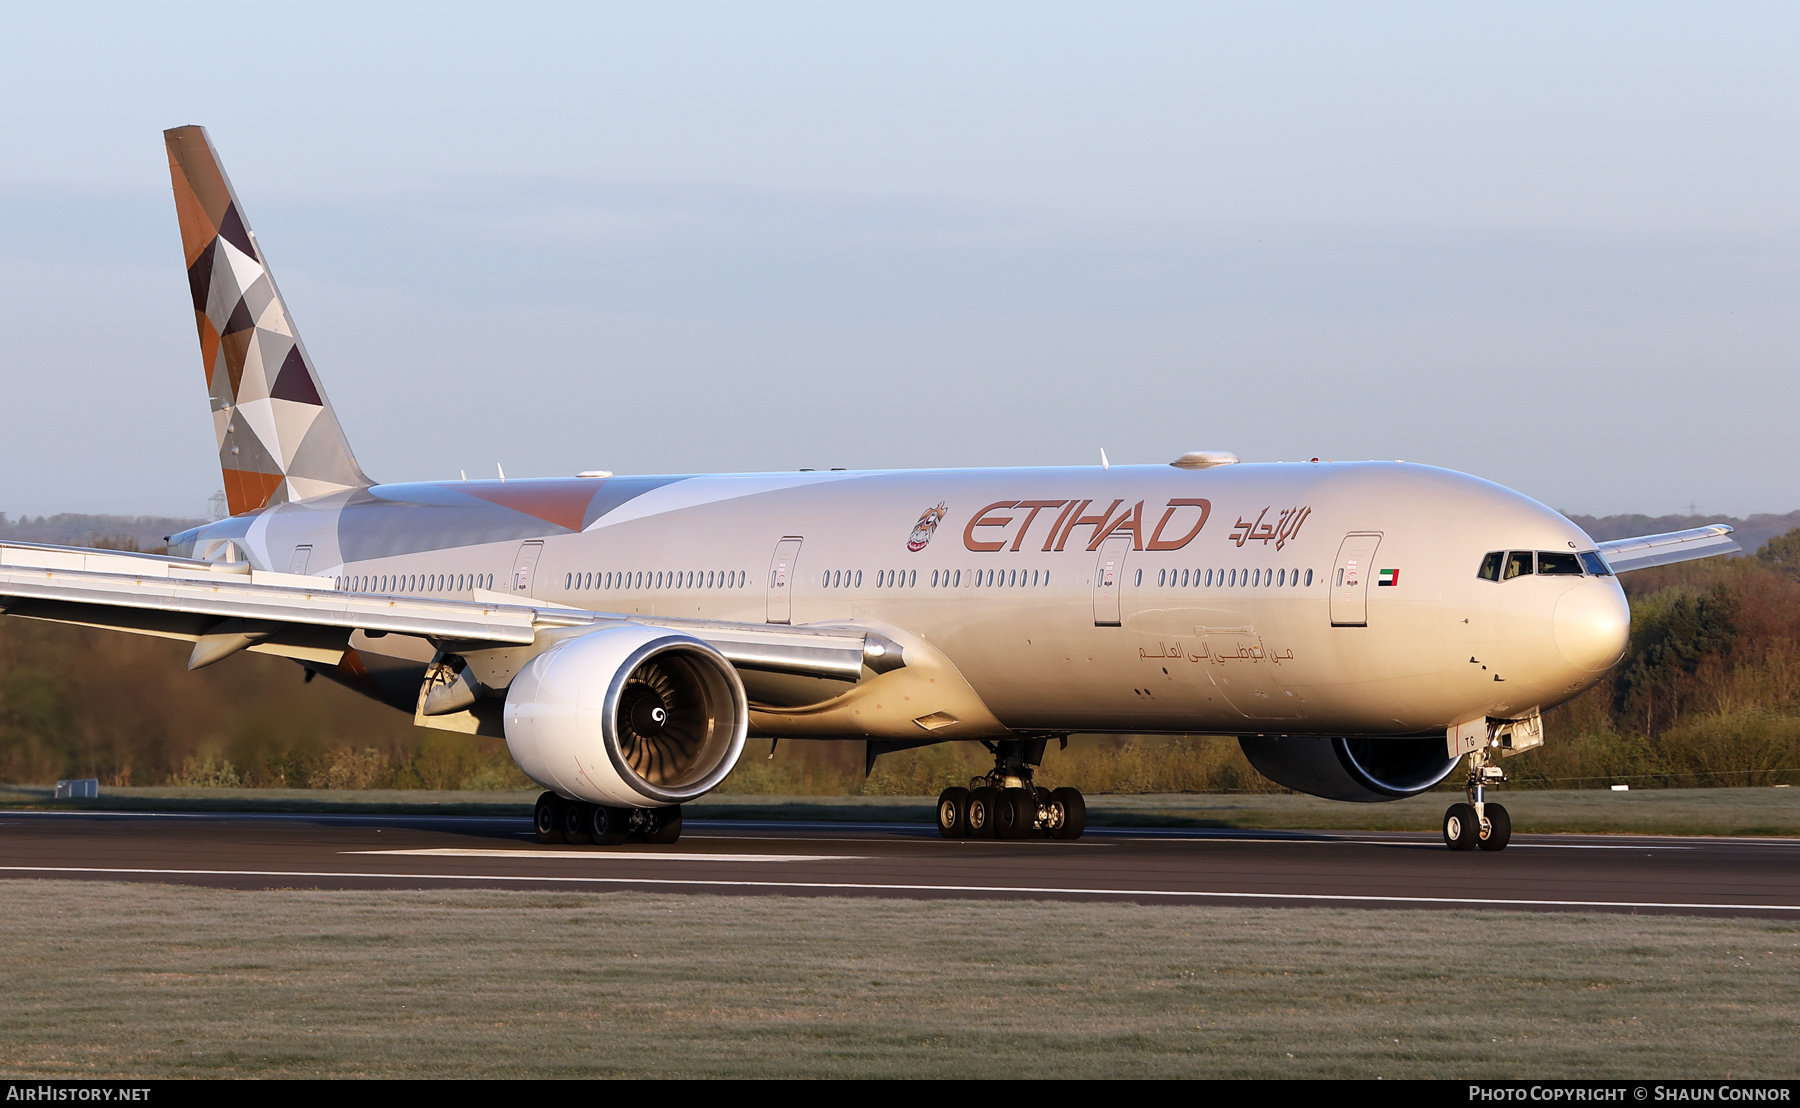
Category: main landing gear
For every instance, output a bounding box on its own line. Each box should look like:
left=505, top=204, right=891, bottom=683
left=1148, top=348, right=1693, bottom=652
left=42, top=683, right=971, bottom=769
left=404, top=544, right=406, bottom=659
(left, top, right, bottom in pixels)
left=534, top=792, right=682, bottom=846
left=1443, top=748, right=1511, bottom=852
left=935, top=738, right=1087, bottom=841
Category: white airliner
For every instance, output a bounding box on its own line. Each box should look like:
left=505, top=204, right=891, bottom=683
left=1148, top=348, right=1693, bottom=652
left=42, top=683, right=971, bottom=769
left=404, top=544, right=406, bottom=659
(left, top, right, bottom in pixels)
left=0, top=127, right=1740, bottom=850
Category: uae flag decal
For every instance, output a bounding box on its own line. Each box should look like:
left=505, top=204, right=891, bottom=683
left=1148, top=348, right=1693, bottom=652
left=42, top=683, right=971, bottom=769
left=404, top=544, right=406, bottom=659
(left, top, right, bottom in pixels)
left=1378, top=568, right=1399, bottom=586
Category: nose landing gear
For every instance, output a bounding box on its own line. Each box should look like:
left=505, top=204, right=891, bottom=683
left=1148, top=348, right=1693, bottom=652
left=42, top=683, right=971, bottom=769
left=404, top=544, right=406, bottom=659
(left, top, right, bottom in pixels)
left=1443, top=747, right=1511, bottom=852
left=935, top=738, right=1087, bottom=840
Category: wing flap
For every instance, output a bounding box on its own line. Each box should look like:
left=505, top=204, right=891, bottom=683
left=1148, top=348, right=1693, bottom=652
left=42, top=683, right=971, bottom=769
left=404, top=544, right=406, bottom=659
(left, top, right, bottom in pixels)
left=1596, top=524, right=1740, bottom=573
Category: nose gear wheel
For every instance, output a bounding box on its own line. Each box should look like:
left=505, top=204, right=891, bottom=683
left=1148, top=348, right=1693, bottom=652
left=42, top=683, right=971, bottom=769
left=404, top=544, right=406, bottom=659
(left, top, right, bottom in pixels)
left=1442, top=740, right=1513, bottom=852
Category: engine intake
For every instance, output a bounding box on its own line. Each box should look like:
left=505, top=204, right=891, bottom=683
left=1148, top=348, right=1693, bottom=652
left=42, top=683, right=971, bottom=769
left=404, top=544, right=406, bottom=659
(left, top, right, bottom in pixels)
left=504, top=625, right=749, bottom=807
left=1238, top=735, right=1458, bottom=803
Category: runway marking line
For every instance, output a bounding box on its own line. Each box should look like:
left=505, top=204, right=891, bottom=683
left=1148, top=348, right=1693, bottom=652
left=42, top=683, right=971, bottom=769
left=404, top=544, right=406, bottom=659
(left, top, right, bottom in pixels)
left=0, top=865, right=1795, bottom=914
left=347, top=848, right=856, bottom=863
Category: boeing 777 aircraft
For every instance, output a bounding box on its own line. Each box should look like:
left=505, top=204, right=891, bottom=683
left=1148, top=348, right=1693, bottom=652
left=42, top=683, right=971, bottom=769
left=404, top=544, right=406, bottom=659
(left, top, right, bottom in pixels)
left=0, top=128, right=1741, bottom=850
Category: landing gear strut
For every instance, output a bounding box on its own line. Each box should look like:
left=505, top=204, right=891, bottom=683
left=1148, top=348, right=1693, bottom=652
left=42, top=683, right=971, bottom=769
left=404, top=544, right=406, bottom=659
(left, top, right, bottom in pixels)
left=1443, top=747, right=1511, bottom=852
left=936, top=739, right=1086, bottom=841
left=534, top=792, right=682, bottom=846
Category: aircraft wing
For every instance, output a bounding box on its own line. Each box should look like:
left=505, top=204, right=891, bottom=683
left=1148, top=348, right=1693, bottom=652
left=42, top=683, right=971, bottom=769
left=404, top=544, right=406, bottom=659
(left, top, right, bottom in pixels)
left=1595, top=524, right=1740, bottom=573
left=0, top=540, right=883, bottom=680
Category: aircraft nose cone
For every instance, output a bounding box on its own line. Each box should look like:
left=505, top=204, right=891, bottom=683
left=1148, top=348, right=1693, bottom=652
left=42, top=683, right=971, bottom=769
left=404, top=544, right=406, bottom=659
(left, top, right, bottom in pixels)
left=1553, top=580, right=1631, bottom=673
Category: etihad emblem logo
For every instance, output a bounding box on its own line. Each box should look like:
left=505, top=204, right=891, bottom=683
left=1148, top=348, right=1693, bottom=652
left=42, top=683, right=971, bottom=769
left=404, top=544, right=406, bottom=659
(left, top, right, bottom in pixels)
left=907, top=503, right=948, bottom=552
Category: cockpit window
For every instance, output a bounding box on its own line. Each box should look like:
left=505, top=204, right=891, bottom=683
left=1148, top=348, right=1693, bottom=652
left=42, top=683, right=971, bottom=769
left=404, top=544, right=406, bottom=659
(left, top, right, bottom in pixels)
left=1477, top=552, right=1503, bottom=581
left=1503, top=551, right=1533, bottom=580
left=1537, top=551, right=1582, bottom=576
left=1579, top=551, right=1612, bottom=576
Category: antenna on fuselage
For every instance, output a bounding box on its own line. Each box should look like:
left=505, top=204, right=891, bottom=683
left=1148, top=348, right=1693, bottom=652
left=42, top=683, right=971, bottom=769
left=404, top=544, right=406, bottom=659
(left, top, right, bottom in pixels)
left=497, top=463, right=506, bottom=482
left=1100, top=448, right=1110, bottom=470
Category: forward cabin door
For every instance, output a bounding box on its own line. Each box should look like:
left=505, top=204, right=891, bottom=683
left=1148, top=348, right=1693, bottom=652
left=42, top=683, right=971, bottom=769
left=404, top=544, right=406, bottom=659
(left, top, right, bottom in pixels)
left=287, top=545, right=312, bottom=575
left=1092, top=534, right=1132, bottom=626
left=511, top=541, right=545, bottom=595
left=767, top=537, right=803, bottom=624
left=1329, top=532, right=1382, bottom=627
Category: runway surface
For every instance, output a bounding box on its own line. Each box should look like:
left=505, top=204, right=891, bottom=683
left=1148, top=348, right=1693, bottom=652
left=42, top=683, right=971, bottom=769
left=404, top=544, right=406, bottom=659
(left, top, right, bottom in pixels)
left=2, top=809, right=1798, bottom=917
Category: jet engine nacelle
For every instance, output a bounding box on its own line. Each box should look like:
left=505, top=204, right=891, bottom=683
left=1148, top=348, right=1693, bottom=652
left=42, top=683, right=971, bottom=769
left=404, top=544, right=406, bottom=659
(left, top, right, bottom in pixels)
left=503, top=625, right=749, bottom=808
left=1238, top=736, right=1459, bottom=803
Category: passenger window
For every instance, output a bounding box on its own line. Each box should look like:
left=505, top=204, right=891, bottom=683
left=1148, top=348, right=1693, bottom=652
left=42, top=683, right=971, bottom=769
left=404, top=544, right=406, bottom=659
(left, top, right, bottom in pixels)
left=1537, top=551, right=1582, bottom=576
left=1478, top=552, right=1503, bottom=581
left=855, top=570, right=863, bottom=588
left=1579, top=551, right=1611, bottom=576
left=1304, top=569, right=1312, bottom=586
left=1504, top=551, right=1533, bottom=580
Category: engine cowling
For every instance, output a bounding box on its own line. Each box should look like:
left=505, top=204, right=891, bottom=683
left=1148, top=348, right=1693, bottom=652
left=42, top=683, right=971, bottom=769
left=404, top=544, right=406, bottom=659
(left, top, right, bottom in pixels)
left=1238, top=736, right=1458, bottom=803
left=504, top=625, right=749, bottom=807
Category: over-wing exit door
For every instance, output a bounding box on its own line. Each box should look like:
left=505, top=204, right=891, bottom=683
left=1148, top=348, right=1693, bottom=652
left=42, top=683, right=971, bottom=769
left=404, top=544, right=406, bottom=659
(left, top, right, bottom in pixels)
left=766, top=537, right=803, bottom=624
left=1329, top=532, right=1382, bottom=626
left=1093, top=535, right=1131, bottom=626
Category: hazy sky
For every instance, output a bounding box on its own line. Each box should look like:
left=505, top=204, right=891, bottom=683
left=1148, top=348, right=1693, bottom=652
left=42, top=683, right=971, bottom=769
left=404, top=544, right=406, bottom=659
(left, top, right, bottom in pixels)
left=0, top=3, right=1795, bottom=519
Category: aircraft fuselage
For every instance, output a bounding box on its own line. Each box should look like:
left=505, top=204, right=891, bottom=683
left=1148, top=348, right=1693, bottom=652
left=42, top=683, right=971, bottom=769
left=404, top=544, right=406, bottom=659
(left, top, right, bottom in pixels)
left=171, top=459, right=1630, bottom=743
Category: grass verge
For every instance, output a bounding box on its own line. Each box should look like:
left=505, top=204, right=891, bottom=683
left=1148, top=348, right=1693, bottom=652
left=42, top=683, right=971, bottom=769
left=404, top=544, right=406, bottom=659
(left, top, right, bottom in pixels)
left=0, top=881, right=1794, bottom=1078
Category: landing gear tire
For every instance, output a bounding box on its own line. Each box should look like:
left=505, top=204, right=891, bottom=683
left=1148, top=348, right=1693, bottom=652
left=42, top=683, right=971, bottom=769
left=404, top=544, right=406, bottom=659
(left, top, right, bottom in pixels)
left=967, top=787, right=998, bottom=839
left=534, top=792, right=564, bottom=844
left=936, top=787, right=971, bottom=839
left=638, top=805, right=683, bottom=846
left=1443, top=803, right=1480, bottom=851
left=1049, top=786, right=1087, bottom=840
left=1477, top=802, right=1511, bottom=852
left=561, top=801, right=593, bottom=845
left=588, top=805, right=630, bottom=846
left=996, top=787, right=1037, bottom=840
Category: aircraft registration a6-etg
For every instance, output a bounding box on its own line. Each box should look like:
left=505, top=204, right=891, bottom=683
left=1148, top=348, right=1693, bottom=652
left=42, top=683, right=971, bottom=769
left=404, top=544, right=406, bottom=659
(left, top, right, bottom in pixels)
left=0, top=127, right=1741, bottom=850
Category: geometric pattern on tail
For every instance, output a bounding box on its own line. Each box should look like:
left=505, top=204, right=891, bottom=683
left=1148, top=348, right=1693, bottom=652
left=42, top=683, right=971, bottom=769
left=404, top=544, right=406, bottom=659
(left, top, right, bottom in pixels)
left=165, top=125, right=372, bottom=516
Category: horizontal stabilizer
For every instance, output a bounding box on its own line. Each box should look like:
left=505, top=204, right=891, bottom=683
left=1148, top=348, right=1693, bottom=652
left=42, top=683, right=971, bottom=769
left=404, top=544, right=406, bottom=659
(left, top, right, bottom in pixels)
left=1597, top=524, right=1739, bottom=573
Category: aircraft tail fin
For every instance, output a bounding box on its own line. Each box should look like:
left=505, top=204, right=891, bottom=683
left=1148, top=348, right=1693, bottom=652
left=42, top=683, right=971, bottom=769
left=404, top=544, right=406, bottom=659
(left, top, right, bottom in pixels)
left=164, top=125, right=372, bottom=515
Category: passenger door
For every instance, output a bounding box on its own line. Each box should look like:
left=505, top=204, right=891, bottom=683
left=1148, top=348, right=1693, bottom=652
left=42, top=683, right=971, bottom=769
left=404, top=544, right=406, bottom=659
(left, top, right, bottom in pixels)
left=1092, top=534, right=1132, bottom=626
left=1329, top=532, right=1382, bottom=627
left=766, top=537, right=803, bottom=624
left=511, top=541, right=545, bottom=595
left=287, top=545, right=312, bottom=575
